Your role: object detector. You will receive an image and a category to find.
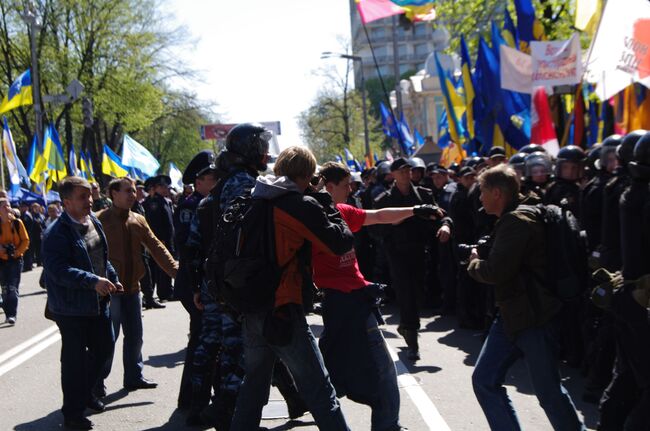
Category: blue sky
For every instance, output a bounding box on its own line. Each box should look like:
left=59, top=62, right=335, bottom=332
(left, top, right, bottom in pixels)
left=168, top=0, right=353, bottom=149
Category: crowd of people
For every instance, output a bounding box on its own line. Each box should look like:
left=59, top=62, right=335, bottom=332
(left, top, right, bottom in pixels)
left=4, top=122, right=647, bottom=430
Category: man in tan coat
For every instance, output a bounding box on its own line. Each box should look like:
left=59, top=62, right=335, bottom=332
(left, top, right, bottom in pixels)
left=96, top=177, right=178, bottom=395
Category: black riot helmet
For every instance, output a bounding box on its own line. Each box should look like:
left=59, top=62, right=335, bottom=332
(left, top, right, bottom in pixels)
left=225, top=123, right=272, bottom=171
left=629, top=131, right=650, bottom=181
left=598, top=134, right=623, bottom=172
left=618, top=130, right=647, bottom=166
left=520, top=143, right=546, bottom=155
left=524, top=152, right=552, bottom=178
left=555, top=145, right=586, bottom=180
left=557, top=145, right=586, bottom=163
left=508, top=153, right=526, bottom=177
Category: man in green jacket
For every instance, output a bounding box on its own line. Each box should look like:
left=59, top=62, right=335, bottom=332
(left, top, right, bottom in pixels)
left=467, top=164, right=584, bottom=431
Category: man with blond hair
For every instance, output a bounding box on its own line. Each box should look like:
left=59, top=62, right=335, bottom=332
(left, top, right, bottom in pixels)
left=231, top=146, right=353, bottom=431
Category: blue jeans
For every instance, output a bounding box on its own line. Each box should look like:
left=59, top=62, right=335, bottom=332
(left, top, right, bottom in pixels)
left=102, top=292, right=144, bottom=386
left=0, top=258, right=22, bottom=318
left=231, top=305, right=350, bottom=431
left=366, top=314, right=401, bottom=431
left=55, top=305, right=114, bottom=419
left=472, top=316, right=585, bottom=431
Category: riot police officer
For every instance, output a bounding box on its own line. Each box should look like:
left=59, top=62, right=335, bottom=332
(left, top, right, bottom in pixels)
left=598, top=131, right=650, bottom=430
left=174, top=151, right=218, bottom=410
left=520, top=151, right=552, bottom=199
left=374, top=158, right=452, bottom=360
left=143, top=175, right=175, bottom=301
left=409, top=157, right=426, bottom=186
left=544, top=145, right=585, bottom=218
left=600, top=131, right=646, bottom=271
left=582, top=135, right=622, bottom=252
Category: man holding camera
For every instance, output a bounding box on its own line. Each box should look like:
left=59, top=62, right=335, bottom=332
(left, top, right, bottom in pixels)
left=0, top=198, right=29, bottom=325
left=467, top=165, right=584, bottom=431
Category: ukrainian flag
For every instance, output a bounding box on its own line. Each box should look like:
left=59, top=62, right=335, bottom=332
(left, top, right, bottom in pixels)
left=79, top=151, right=96, bottom=183
left=27, top=133, right=46, bottom=184
left=0, top=70, right=33, bottom=115
left=44, top=124, right=67, bottom=182
left=503, top=9, right=519, bottom=49
left=102, top=144, right=129, bottom=177
left=434, top=53, right=466, bottom=156
left=460, top=36, right=475, bottom=140
left=514, top=0, right=545, bottom=51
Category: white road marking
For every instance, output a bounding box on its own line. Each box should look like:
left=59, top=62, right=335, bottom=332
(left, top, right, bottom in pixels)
left=0, top=325, right=61, bottom=377
left=386, top=344, right=452, bottom=431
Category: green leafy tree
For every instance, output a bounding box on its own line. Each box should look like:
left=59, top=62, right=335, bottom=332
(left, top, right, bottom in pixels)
left=0, top=0, right=204, bottom=184
left=434, top=0, right=577, bottom=56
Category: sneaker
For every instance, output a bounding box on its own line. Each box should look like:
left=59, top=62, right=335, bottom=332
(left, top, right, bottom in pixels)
left=6, top=317, right=16, bottom=325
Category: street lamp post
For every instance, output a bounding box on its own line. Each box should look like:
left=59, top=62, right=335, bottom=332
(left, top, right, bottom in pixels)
left=21, top=1, right=43, bottom=146
left=321, top=52, right=371, bottom=163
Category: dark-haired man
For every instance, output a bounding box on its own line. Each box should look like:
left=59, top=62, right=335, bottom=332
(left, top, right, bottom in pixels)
left=315, top=161, right=442, bottom=430
left=43, top=176, right=122, bottom=430
left=97, top=177, right=178, bottom=395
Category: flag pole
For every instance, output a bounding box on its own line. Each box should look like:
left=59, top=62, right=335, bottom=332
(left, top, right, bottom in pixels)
left=361, top=20, right=405, bottom=155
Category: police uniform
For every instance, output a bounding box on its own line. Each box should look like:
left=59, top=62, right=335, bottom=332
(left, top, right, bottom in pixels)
left=143, top=176, right=175, bottom=301
left=373, top=171, right=449, bottom=334
left=544, top=178, right=582, bottom=220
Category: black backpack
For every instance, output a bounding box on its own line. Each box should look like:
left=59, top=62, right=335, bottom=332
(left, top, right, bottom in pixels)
left=522, top=204, right=589, bottom=300
left=207, top=193, right=284, bottom=313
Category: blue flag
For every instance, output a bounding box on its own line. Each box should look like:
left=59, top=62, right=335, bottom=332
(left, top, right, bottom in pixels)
left=398, top=112, right=415, bottom=155
left=437, top=110, right=451, bottom=149
left=344, top=148, right=361, bottom=172
left=414, top=128, right=425, bottom=148
left=379, top=102, right=399, bottom=139
left=68, top=143, right=80, bottom=176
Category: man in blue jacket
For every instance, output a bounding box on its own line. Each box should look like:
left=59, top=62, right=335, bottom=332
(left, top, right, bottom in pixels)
left=43, top=176, right=123, bottom=431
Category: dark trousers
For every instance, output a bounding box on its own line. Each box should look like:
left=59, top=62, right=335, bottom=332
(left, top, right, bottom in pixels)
left=140, top=254, right=154, bottom=302
left=438, top=242, right=457, bottom=313
left=22, top=247, right=33, bottom=271
left=151, top=263, right=173, bottom=301
left=599, top=290, right=650, bottom=431
left=0, top=258, right=22, bottom=318
left=176, top=266, right=203, bottom=408
left=386, top=245, right=426, bottom=331
left=456, top=268, right=485, bottom=328
left=55, top=307, right=115, bottom=419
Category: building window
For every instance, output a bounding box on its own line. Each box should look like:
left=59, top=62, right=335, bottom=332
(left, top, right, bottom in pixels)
left=371, top=27, right=386, bottom=40
left=414, top=43, right=429, bottom=56
left=374, top=45, right=388, bottom=57
left=414, top=23, right=428, bottom=37
left=398, top=45, right=408, bottom=56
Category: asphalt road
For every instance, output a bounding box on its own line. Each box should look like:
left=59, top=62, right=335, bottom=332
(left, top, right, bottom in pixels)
left=0, top=268, right=599, bottom=430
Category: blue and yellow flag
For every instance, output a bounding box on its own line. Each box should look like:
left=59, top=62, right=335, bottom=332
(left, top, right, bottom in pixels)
left=434, top=53, right=466, bottom=155
left=0, top=70, right=33, bottom=115
left=102, top=144, right=129, bottom=177
left=460, top=36, right=475, bottom=140
left=27, top=133, right=46, bottom=184
left=79, top=151, right=96, bottom=183
left=44, top=124, right=67, bottom=182
left=514, top=0, right=545, bottom=51
left=503, top=8, right=520, bottom=49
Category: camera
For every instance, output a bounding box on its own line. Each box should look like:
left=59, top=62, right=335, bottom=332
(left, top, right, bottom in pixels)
left=457, top=235, right=492, bottom=265
left=4, top=244, right=15, bottom=259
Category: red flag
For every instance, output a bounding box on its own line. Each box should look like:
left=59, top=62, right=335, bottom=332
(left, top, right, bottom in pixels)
left=531, top=86, right=560, bottom=156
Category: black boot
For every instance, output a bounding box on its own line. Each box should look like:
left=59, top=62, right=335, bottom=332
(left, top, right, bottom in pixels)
left=399, top=328, right=420, bottom=361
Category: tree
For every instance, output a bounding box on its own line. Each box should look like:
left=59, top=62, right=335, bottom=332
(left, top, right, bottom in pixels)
left=0, top=0, right=205, bottom=183
left=299, top=60, right=383, bottom=164
left=433, top=0, right=577, bottom=56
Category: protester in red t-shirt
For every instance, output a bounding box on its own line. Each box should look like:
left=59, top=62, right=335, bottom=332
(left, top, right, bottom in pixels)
left=312, top=162, right=443, bottom=431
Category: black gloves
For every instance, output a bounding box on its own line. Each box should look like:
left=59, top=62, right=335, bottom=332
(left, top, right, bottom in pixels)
left=413, top=204, right=444, bottom=220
